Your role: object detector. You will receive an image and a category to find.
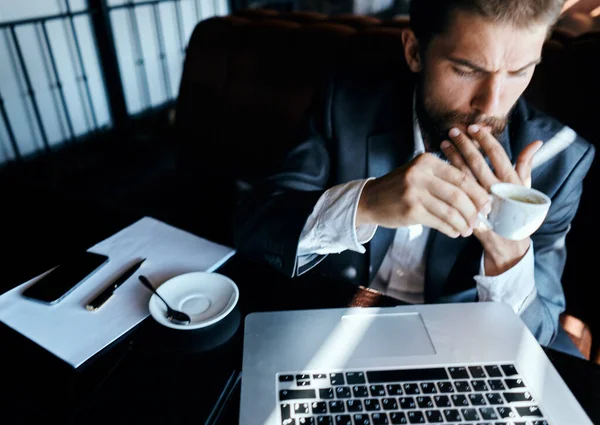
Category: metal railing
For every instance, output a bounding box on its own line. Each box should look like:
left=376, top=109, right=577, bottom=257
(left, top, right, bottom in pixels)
left=0, top=0, right=228, bottom=165
left=106, top=0, right=221, bottom=114
left=0, top=7, right=99, bottom=161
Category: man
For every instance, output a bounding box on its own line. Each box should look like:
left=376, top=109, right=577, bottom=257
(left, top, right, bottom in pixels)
left=234, top=0, right=595, bottom=356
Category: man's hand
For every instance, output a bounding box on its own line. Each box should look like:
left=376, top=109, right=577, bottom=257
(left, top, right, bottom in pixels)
left=357, top=153, right=491, bottom=239
left=441, top=125, right=542, bottom=191
left=441, top=124, right=543, bottom=275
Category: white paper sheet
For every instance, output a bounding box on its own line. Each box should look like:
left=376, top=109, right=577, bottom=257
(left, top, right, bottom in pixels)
left=0, top=217, right=236, bottom=368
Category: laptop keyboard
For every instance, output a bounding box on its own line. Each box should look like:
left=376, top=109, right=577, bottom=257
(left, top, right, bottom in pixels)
left=277, top=364, right=549, bottom=425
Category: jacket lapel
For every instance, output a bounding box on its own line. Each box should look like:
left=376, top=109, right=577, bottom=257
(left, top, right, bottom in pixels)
left=424, top=231, right=470, bottom=302
left=424, top=121, right=513, bottom=301
left=366, top=133, right=408, bottom=281
left=366, top=81, right=415, bottom=281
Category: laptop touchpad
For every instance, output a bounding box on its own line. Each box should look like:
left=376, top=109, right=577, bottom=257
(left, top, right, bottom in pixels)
left=341, top=313, right=436, bottom=359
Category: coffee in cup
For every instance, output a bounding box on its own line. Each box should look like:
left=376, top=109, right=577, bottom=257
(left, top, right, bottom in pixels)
left=506, top=194, right=546, bottom=204
left=480, top=182, right=551, bottom=240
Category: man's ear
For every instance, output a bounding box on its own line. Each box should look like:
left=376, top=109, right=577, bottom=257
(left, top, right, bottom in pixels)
left=402, top=28, right=423, bottom=73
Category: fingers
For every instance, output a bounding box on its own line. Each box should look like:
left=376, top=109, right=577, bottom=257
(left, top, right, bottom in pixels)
left=431, top=177, right=482, bottom=231
left=448, top=127, right=500, bottom=190
left=465, top=125, right=524, bottom=185
left=420, top=194, right=474, bottom=238
left=401, top=154, right=502, bottom=238
left=430, top=157, right=491, bottom=214
left=440, top=139, right=475, bottom=179
left=515, top=140, right=543, bottom=188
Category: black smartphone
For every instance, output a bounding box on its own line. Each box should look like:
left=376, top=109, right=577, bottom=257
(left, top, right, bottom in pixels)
left=22, top=251, right=109, bottom=305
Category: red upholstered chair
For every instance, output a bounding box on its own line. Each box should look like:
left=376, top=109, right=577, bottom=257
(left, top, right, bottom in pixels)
left=174, top=13, right=599, bottom=360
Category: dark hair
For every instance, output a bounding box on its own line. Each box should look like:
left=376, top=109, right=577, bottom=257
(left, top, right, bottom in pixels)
left=410, top=0, right=566, bottom=47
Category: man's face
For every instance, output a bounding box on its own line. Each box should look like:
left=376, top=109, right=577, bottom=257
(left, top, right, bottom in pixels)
left=413, top=10, right=548, bottom=149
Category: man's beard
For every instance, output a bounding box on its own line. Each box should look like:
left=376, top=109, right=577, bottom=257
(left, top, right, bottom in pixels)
left=415, top=84, right=510, bottom=153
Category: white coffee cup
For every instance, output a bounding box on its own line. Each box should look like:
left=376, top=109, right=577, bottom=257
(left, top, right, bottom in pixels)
left=478, top=182, right=551, bottom=240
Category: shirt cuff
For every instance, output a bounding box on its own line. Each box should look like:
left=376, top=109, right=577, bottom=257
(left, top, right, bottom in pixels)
left=354, top=180, right=378, bottom=245
left=296, top=253, right=320, bottom=270
left=474, top=242, right=537, bottom=315
left=298, top=179, right=378, bottom=257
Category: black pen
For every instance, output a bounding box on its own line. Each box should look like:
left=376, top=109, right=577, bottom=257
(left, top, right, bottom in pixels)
left=85, top=258, right=146, bottom=311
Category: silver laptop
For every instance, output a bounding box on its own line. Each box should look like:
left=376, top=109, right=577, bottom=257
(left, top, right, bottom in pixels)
left=240, top=302, right=591, bottom=425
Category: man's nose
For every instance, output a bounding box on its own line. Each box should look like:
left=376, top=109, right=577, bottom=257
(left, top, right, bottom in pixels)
left=471, top=74, right=503, bottom=117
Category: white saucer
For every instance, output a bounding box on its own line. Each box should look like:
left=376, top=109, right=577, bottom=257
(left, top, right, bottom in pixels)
left=148, top=272, right=239, bottom=330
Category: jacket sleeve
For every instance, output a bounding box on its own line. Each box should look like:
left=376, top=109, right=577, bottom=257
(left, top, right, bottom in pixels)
left=233, top=75, right=335, bottom=277
left=521, top=141, right=595, bottom=346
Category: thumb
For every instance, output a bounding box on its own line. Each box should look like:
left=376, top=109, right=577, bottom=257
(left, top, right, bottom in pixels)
left=516, top=140, right=543, bottom=187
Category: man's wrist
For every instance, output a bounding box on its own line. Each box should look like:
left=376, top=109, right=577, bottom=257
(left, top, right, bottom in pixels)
left=356, top=179, right=375, bottom=227
left=483, top=237, right=530, bottom=276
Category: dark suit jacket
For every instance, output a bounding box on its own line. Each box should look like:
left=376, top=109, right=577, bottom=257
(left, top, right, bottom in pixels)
left=234, top=66, right=595, bottom=347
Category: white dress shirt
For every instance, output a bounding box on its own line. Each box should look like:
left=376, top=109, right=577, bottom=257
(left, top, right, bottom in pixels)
left=297, top=99, right=538, bottom=315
